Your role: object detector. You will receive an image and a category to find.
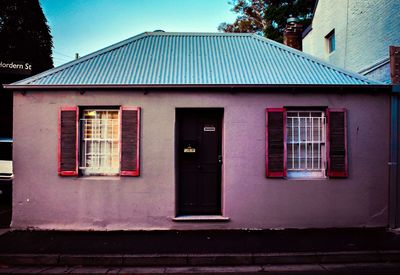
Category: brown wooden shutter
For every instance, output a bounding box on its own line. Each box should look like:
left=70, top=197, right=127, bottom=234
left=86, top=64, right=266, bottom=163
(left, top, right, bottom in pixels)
left=390, top=46, right=400, bottom=84
left=327, top=108, right=348, bottom=178
left=58, top=107, right=78, bottom=176
left=120, top=107, right=141, bottom=176
left=266, top=108, right=287, bottom=178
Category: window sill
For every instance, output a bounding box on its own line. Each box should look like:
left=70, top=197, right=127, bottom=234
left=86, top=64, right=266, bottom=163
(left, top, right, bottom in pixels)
left=173, top=215, right=230, bottom=222
left=287, top=171, right=326, bottom=179
left=0, top=176, right=13, bottom=182
left=78, top=176, right=121, bottom=181
left=286, top=177, right=327, bottom=181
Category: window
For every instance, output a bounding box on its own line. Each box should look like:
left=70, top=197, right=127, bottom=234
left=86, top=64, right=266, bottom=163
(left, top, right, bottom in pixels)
left=266, top=108, right=348, bottom=179
left=286, top=111, right=326, bottom=178
left=0, top=138, right=13, bottom=180
left=325, top=29, right=335, bottom=54
left=58, top=106, right=140, bottom=177
left=80, top=109, right=120, bottom=176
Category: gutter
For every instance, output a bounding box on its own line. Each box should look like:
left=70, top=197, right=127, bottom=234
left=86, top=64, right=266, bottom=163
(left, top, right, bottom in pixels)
left=358, top=57, right=390, bottom=76
left=2, top=83, right=391, bottom=92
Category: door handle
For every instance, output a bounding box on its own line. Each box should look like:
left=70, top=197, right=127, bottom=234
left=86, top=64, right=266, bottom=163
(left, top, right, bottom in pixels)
left=218, top=155, right=223, bottom=164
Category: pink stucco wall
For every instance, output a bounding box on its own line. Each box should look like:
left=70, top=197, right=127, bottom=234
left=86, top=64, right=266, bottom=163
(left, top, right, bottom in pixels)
left=12, top=89, right=390, bottom=230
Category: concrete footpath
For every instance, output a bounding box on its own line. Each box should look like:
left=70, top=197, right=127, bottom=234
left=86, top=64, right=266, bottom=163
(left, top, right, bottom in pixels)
left=1, top=228, right=400, bottom=274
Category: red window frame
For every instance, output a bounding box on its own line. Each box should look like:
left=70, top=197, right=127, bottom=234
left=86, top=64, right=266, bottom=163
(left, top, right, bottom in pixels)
left=266, top=107, right=348, bottom=179
left=58, top=106, right=141, bottom=177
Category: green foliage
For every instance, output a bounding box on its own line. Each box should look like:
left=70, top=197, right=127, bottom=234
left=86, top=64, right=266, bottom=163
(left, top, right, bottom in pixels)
left=0, top=0, right=53, bottom=75
left=219, top=0, right=315, bottom=43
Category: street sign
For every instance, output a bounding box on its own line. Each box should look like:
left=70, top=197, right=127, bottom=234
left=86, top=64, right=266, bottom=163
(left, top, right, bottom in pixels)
left=0, top=61, right=32, bottom=75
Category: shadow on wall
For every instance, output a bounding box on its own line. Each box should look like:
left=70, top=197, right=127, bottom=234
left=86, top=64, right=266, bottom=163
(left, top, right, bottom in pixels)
left=0, top=182, right=11, bottom=228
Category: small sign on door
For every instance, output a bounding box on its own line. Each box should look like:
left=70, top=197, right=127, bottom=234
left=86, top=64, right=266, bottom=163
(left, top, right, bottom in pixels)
left=184, top=146, right=196, bottom=153
left=204, top=126, right=216, bottom=132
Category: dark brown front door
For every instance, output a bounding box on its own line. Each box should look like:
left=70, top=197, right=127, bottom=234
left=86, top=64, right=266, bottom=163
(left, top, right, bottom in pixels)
left=177, top=108, right=223, bottom=215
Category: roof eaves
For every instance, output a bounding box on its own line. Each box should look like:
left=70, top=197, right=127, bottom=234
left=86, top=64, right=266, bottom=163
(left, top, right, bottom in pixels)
left=311, top=0, right=319, bottom=21
left=250, top=33, right=384, bottom=85
left=3, top=83, right=391, bottom=91
left=11, top=32, right=150, bottom=86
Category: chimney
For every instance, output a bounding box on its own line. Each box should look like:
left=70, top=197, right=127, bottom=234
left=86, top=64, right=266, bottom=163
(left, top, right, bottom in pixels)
left=283, top=17, right=303, bottom=51
left=390, top=46, right=400, bottom=84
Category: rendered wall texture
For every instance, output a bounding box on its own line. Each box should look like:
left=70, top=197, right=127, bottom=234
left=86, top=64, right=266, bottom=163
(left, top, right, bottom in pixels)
left=12, top=90, right=390, bottom=230
left=303, top=0, right=400, bottom=83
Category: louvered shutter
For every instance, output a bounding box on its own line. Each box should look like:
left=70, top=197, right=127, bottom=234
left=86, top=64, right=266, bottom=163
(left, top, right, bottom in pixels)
left=327, top=109, right=348, bottom=178
left=120, top=107, right=141, bottom=176
left=266, top=108, right=287, bottom=178
left=390, top=46, right=400, bottom=84
left=58, top=107, right=78, bottom=176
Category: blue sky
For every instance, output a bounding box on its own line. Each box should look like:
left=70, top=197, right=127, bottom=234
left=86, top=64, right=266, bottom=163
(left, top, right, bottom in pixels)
left=40, top=0, right=237, bottom=67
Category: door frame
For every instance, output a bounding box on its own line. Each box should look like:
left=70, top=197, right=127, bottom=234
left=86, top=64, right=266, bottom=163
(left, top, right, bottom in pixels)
left=174, top=108, right=224, bottom=217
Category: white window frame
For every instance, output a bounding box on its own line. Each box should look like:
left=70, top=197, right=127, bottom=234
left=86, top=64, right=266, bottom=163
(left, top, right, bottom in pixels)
left=286, top=111, right=326, bottom=179
left=0, top=138, right=13, bottom=180
left=79, top=109, right=120, bottom=176
left=325, top=29, right=335, bottom=54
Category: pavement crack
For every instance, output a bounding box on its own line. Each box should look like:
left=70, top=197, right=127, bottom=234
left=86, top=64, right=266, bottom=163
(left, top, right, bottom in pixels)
left=319, top=263, right=329, bottom=271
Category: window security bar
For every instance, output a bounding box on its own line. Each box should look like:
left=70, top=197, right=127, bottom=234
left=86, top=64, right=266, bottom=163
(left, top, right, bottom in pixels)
left=287, top=113, right=326, bottom=172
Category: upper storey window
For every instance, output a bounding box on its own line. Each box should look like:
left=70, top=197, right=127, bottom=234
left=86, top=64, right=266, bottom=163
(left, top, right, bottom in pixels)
left=325, top=29, right=335, bottom=54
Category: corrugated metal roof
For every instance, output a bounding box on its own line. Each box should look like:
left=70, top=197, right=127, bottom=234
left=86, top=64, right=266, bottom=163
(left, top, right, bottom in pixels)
left=11, top=32, right=381, bottom=86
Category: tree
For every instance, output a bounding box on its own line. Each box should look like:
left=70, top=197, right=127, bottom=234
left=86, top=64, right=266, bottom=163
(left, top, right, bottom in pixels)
left=219, top=0, right=315, bottom=43
left=0, top=0, right=53, bottom=76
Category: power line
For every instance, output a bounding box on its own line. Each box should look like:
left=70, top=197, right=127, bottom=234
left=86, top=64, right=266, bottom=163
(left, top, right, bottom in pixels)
left=53, top=58, right=72, bottom=62
left=53, top=50, right=74, bottom=59
left=53, top=55, right=72, bottom=61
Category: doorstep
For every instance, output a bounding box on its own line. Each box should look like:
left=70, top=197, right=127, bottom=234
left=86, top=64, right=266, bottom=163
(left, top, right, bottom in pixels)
left=0, top=229, right=9, bottom=236
left=173, top=215, right=230, bottom=222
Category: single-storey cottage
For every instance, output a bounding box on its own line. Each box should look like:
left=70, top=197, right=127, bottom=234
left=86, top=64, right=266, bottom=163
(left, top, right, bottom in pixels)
left=4, top=32, right=391, bottom=230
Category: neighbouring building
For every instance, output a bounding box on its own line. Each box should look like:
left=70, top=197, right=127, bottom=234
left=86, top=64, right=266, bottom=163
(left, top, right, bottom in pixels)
left=302, top=0, right=400, bottom=83
left=0, top=62, right=32, bottom=227
left=0, top=79, right=13, bottom=228
left=4, top=32, right=391, bottom=230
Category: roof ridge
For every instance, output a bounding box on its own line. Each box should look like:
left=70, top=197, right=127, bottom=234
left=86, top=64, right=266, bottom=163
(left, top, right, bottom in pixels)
left=145, top=31, right=254, bottom=36
left=12, top=32, right=149, bottom=85
left=250, top=34, right=383, bottom=85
